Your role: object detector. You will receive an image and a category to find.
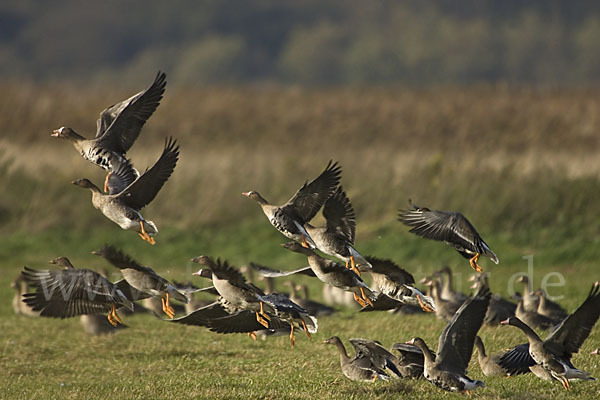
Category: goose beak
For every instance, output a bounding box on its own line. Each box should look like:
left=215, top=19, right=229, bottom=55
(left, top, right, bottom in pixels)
left=591, top=349, right=599, bottom=355
left=469, top=282, right=478, bottom=289
left=242, top=192, right=251, bottom=197
left=405, top=338, right=415, bottom=345
left=500, top=318, right=510, bottom=325
left=51, top=129, right=61, bottom=137
left=192, top=269, right=203, bottom=276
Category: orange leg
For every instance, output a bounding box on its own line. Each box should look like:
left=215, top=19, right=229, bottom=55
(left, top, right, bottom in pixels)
left=255, top=312, right=270, bottom=328
left=349, top=256, right=361, bottom=276
left=300, top=320, right=311, bottom=339
left=371, top=374, right=378, bottom=383
left=161, top=293, right=175, bottom=319
left=107, top=304, right=120, bottom=327
left=138, top=221, right=156, bottom=245
left=248, top=332, right=257, bottom=341
left=469, top=253, right=482, bottom=272
left=353, top=293, right=367, bottom=307
left=289, top=324, right=295, bottom=348
left=360, top=287, right=374, bottom=307
left=417, top=294, right=434, bottom=312
left=103, top=172, right=112, bottom=193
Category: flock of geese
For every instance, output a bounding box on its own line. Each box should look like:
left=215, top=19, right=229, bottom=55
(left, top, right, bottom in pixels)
left=12, top=71, right=600, bottom=394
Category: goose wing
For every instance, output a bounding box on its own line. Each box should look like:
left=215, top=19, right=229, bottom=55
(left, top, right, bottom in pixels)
left=323, top=186, right=355, bottom=244
left=281, top=160, right=342, bottom=223
left=435, top=287, right=491, bottom=374
left=544, top=281, right=600, bottom=359
left=96, top=71, right=166, bottom=153
left=117, top=137, right=179, bottom=210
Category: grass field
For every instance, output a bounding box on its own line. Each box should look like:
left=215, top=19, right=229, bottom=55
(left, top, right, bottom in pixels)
left=1, top=85, right=600, bottom=399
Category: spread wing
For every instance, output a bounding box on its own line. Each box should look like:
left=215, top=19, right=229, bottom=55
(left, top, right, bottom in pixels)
left=281, top=160, right=342, bottom=223
left=435, top=287, right=491, bottom=374
left=105, top=157, right=138, bottom=195
left=21, top=266, right=123, bottom=318
left=117, top=137, right=179, bottom=210
left=497, top=343, right=534, bottom=376
left=323, top=186, right=355, bottom=244
left=96, top=71, right=166, bottom=152
left=544, top=281, right=600, bottom=360
left=398, top=208, right=497, bottom=262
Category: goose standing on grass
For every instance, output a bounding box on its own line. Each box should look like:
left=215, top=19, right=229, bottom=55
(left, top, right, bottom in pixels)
left=407, top=286, right=491, bottom=393
left=398, top=200, right=498, bottom=272
left=499, top=282, right=600, bottom=390
left=92, top=245, right=189, bottom=319
left=390, top=343, right=427, bottom=378
left=281, top=242, right=375, bottom=307
left=243, top=161, right=342, bottom=249
left=515, top=275, right=540, bottom=311
left=21, top=257, right=134, bottom=327
left=323, top=336, right=400, bottom=382
left=72, top=137, right=179, bottom=244
left=52, top=71, right=166, bottom=192
left=304, top=187, right=371, bottom=275
left=473, top=336, right=509, bottom=376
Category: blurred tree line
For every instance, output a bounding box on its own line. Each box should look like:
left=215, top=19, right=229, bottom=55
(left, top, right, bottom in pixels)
left=2, top=0, right=600, bottom=86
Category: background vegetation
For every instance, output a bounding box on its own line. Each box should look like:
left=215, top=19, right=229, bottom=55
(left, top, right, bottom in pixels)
left=2, top=0, right=600, bottom=85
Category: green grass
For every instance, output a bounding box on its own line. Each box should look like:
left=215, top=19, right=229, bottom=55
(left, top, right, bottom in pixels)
left=1, top=225, right=599, bottom=400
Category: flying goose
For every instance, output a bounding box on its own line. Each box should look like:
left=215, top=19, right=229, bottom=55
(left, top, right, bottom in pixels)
left=281, top=242, right=375, bottom=307
left=21, top=257, right=134, bottom=326
left=92, top=245, right=189, bottom=319
left=52, top=71, right=166, bottom=192
left=72, top=137, right=178, bottom=244
left=398, top=201, right=498, bottom=272
left=243, top=161, right=341, bottom=249
left=304, top=187, right=371, bottom=275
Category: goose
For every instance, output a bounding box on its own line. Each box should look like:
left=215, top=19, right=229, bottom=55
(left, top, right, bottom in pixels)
left=515, top=275, right=540, bottom=312
left=398, top=201, right=498, bottom=272
left=190, top=256, right=275, bottom=329
left=255, top=293, right=318, bottom=347
left=52, top=71, right=166, bottom=192
left=323, top=336, right=400, bottom=382
left=500, top=282, right=600, bottom=390
left=92, top=245, right=188, bottom=319
left=281, top=242, right=375, bottom=307
left=407, top=286, right=491, bottom=393
left=390, top=343, right=427, bottom=378
left=535, top=289, right=568, bottom=323
left=473, top=336, right=509, bottom=376
left=366, top=256, right=435, bottom=312
left=21, top=257, right=134, bottom=326
left=243, top=160, right=341, bottom=249
left=72, top=137, right=178, bottom=244
left=304, top=187, right=371, bottom=275
left=515, top=300, right=555, bottom=331
left=435, top=266, right=468, bottom=304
